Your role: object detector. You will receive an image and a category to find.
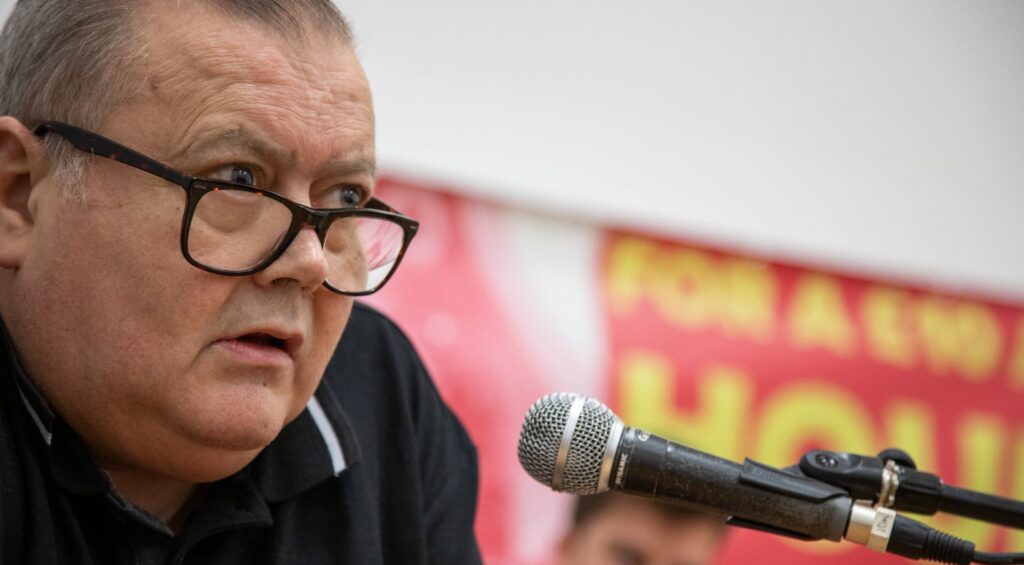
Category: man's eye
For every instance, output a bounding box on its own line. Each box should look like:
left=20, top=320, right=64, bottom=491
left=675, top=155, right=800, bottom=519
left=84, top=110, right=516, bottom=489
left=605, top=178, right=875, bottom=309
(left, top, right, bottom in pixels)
left=318, top=185, right=367, bottom=208
left=209, top=165, right=258, bottom=187
left=340, top=186, right=363, bottom=207
left=228, top=165, right=256, bottom=186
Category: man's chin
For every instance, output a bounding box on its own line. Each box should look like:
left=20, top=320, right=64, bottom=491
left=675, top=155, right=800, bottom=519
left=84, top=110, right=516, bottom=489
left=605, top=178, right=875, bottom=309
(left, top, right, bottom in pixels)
left=177, top=379, right=303, bottom=443
left=157, top=406, right=291, bottom=479
left=185, top=409, right=287, bottom=451
left=158, top=428, right=275, bottom=483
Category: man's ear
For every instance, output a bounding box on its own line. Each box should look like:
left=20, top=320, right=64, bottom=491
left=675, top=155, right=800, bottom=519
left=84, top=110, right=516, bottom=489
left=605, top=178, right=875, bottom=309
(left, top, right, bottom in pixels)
left=0, top=116, right=49, bottom=269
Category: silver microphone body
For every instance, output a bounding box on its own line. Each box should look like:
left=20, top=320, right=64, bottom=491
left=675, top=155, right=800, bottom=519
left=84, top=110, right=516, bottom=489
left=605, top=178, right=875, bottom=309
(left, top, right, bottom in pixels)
left=517, top=393, right=855, bottom=543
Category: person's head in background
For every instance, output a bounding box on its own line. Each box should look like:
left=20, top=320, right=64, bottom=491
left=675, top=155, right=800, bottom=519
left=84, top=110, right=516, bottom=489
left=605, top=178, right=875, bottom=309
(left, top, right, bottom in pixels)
left=558, top=492, right=728, bottom=565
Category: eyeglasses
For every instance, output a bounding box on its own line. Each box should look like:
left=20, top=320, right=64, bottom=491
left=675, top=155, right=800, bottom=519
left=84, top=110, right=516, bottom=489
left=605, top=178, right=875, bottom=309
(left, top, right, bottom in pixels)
left=34, top=121, right=418, bottom=296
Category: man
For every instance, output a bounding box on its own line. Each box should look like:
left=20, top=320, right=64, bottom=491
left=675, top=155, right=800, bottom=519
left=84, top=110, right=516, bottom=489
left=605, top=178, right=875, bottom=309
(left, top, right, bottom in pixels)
left=0, top=1, right=481, bottom=563
left=557, top=493, right=728, bottom=565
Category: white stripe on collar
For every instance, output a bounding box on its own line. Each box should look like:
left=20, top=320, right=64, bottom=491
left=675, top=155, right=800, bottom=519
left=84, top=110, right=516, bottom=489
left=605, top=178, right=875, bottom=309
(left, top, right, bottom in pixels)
left=17, top=385, right=52, bottom=445
left=306, top=395, right=347, bottom=476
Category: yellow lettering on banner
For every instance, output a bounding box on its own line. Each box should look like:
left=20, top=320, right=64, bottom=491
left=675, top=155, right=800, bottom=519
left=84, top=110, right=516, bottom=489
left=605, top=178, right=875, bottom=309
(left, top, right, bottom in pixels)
left=863, top=286, right=914, bottom=369
left=1010, top=318, right=1024, bottom=390
left=954, top=304, right=1002, bottom=381
left=884, top=402, right=937, bottom=471
left=787, top=274, right=856, bottom=357
left=754, top=382, right=874, bottom=467
left=916, top=297, right=960, bottom=375
left=915, top=298, right=1002, bottom=381
left=606, top=237, right=779, bottom=341
left=930, top=416, right=1004, bottom=548
left=618, top=352, right=752, bottom=461
left=607, top=237, right=656, bottom=315
left=721, top=259, right=776, bottom=342
left=653, top=249, right=715, bottom=330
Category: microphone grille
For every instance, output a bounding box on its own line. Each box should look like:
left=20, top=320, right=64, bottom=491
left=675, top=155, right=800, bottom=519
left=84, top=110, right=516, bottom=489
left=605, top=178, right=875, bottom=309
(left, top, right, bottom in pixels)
left=517, top=392, right=621, bottom=495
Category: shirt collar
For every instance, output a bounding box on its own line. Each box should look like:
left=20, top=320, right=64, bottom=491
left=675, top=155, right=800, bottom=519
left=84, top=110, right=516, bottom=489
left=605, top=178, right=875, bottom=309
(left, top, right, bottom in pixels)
left=249, top=380, right=363, bottom=502
left=0, top=317, right=362, bottom=503
left=1, top=321, right=54, bottom=446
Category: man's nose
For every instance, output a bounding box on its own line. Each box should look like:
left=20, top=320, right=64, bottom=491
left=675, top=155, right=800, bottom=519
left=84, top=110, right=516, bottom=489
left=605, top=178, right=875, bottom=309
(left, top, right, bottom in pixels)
left=251, top=226, right=330, bottom=294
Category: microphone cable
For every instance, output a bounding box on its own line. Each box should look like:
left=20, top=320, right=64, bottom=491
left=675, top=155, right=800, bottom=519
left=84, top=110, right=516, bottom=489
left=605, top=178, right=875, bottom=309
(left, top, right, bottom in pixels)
left=973, top=552, right=1024, bottom=564
left=869, top=511, right=1024, bottom=564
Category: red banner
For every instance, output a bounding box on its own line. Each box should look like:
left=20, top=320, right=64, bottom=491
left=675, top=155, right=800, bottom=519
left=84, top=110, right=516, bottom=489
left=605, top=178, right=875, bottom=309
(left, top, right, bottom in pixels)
left=603, top=232, right=1024, bottom=563
left=369, top=177, right=1024, bottom=564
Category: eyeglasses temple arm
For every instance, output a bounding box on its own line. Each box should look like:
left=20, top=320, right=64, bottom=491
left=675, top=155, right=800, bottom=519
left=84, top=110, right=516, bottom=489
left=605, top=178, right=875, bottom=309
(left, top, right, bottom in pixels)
left=34, top=121, right=192, bottom=188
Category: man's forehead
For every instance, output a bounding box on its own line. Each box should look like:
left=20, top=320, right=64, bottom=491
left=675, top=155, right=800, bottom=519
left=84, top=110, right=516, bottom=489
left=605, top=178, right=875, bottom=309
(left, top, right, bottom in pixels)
left=137, top=3, right=362, bottom=92
left=175, top=126, right=378, bottom=178
left=113, top=2, right=374, bottom=171
left=125, top=1, right=356, bottom=97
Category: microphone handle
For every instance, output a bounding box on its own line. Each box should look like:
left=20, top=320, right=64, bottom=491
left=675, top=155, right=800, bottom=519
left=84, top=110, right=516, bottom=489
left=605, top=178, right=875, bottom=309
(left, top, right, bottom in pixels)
left=609, top=427, right=853, bottom=542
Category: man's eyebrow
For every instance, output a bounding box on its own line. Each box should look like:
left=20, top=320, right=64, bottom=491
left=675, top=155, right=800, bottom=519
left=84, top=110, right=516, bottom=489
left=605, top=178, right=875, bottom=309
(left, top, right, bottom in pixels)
left=177, top=127, right=298, bottom=167
left=176, top=128, right=377, bottom=179
left=326, top=154, right=379, bottom=180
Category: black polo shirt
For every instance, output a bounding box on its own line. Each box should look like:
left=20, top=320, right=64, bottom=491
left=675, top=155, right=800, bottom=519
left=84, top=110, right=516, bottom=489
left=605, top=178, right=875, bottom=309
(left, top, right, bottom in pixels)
left=0, top=302, right=483, bottom=564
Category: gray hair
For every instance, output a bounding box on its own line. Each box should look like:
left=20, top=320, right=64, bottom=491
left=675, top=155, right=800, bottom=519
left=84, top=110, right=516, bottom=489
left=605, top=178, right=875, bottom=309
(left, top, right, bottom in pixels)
left=0, top=0, right=353, bottom=198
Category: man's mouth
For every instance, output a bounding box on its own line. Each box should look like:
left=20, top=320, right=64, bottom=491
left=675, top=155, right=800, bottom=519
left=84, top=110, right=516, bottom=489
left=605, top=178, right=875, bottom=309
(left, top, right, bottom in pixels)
left=214, top=328, right=303, bottom=366
left=235, top=332, right=288, bottom=351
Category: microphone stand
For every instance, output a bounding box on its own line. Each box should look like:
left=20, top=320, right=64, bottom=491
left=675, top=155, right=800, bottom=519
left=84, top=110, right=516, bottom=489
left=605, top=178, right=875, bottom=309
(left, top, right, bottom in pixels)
left=784, top=447, right=1024, bottom=564
left=794, top=447, right=1024, bottom=530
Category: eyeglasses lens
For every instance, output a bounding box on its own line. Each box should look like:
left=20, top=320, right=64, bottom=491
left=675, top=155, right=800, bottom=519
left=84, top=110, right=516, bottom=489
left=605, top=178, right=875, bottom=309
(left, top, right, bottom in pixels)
left=186, top=187, right=406, bottom=294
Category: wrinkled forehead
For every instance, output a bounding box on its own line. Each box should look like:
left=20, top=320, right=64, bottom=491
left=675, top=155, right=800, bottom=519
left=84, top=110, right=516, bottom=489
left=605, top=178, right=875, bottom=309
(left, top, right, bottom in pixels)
left=108, top=1, right=373, bottom=166
left=129, top=0, right=349, bottom=52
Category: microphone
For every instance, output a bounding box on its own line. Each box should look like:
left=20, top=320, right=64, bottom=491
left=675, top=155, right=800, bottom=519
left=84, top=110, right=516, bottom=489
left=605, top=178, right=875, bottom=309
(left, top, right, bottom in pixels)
left=517, top=393, right=979, bottom=564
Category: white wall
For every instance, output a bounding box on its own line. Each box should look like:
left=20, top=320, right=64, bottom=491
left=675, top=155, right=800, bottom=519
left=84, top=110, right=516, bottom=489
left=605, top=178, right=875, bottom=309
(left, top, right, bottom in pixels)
left=2, top=1, right=1021, bottom=298
left=341, top=0, right=1024, bottom=300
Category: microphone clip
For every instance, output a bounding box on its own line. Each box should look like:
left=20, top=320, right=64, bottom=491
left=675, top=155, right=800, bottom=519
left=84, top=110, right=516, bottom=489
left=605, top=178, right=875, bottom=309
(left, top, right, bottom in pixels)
left=796, top=447, right=1024, bottom=530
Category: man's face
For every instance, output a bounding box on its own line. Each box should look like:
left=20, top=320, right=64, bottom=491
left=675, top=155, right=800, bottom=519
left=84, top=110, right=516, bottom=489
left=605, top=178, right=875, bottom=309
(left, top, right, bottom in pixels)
left=2, top=3, right=375, bottom=481
left=559, top=498, right=726, bottom=565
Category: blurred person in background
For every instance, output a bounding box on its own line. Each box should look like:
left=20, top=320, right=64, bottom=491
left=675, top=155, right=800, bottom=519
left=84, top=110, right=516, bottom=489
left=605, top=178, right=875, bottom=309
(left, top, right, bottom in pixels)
left=558, top=492, right=728, bottom=565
